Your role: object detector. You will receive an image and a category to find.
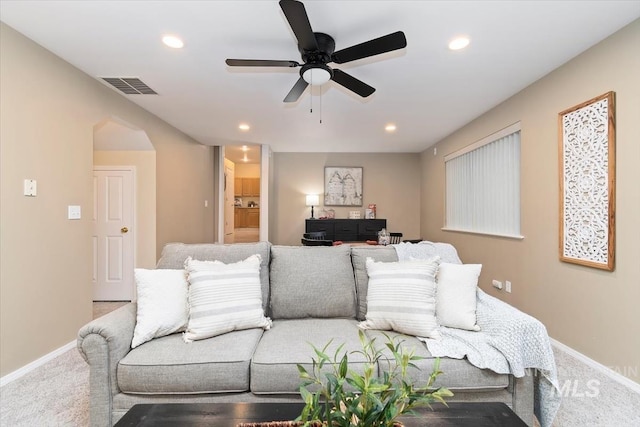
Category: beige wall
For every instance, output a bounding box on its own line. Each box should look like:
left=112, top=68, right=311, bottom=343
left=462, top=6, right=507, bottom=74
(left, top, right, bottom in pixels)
left=271, top=153, right=421, bottom=245
left=420, top=20, right=640, bottom=384
left=235, top=163, right=260, bottom=178
left=93, top=151, right=157, bottom=269
left=0, top=23, right=215, bottom=376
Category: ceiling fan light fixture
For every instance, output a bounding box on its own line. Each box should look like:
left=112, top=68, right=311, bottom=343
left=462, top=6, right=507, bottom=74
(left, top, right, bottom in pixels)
left=162, top=35, right=184, bottom=49
left=448, top=36, right=470, bottom=51
left=301, top=64, right=332, bottom=86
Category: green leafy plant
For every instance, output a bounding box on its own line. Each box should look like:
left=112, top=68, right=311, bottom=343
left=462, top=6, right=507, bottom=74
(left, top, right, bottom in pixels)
left=296, top=330, right=453, bottom=427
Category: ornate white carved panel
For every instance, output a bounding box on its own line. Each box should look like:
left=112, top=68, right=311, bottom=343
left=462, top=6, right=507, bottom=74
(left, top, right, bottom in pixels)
left=559, top=92, right=615, bottom=270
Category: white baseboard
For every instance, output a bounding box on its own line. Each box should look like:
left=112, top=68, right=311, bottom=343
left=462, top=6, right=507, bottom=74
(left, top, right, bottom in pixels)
left=0, top=340, right=76, bottom=387
left=551, top=338, right=640, bottom=394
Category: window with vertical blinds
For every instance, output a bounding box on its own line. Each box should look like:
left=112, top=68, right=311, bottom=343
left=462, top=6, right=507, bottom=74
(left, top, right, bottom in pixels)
left=443, top=122, right=523, bottom=239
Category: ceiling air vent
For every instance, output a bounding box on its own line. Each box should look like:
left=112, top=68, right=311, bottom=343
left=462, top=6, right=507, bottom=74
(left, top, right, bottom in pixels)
left=101, top=77, right=157, bottom=95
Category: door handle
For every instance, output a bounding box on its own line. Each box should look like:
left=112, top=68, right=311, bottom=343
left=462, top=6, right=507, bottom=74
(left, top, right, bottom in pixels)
left=121, top=227, right=129, bottom=233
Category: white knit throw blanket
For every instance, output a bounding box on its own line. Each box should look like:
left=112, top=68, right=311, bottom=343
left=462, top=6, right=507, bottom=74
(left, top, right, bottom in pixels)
left=393, top=241, right=462, bottom=264
left=392, top=242, right=561, bottom=426
left=419, top=290, right=561, bottom=427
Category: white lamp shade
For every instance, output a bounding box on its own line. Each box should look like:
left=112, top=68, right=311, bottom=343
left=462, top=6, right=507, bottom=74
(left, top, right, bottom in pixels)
left=302, top=68, right=331, bottom=85
left=306, top=194, right=320, bottom=206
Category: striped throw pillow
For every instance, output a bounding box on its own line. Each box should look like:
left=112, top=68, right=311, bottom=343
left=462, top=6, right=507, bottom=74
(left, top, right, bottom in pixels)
left=358, top=256, right=441, bottom=339
left=183, top=254, right=272, bottom=343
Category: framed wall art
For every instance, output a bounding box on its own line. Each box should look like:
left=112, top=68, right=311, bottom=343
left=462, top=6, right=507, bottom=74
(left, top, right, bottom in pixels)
left=558, top=91, right=615, bottom=271
left=324, top=167, right=363, bottom=206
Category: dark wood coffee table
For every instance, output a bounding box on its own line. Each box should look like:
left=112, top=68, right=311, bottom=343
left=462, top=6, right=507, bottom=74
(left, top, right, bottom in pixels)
left=115, top=402, right=528, bottom=426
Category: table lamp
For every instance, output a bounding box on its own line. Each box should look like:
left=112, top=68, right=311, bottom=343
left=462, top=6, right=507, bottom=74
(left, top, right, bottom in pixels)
left=306, top=194, right=320, bottom=219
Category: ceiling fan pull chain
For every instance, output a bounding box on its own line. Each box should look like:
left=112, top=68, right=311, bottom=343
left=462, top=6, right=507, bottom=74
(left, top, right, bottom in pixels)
left=319, top=87, right=322, bottom=124
left=309, top=70, right=313, bottom=113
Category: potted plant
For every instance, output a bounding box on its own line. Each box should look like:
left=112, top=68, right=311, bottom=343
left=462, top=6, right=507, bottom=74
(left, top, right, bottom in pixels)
left=296, top=330, right=453, bottom=427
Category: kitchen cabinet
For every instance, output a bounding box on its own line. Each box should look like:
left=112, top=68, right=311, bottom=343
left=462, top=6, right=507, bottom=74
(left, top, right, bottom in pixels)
left=246, top=209, right=260, bottom=228
left=234, top=178, right=260, bottom=197
left=235, top=207, right=260, bottom=228
left=234, top=178, right=243, bottom=196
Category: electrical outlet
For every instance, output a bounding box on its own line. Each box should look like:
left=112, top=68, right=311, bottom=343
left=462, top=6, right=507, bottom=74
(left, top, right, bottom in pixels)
left=492, top=280, right=503, bottom=290
left=505, top=281, right=512, bottom=293
left=24, top=179, right=37, bottom=196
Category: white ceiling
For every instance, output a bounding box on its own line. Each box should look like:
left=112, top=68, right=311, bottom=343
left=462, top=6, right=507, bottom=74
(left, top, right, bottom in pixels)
left=1, top=1, right=639, bottom=155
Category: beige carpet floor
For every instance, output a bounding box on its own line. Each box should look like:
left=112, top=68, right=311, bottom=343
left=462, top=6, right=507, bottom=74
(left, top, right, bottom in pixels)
left=1, top=303, right=639, bottom=426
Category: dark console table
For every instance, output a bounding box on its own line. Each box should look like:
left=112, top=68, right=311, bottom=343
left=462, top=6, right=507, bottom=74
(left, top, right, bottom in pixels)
left=306, top=218, right=386, bottom=241
left=115, top=402, right=528, bottom=426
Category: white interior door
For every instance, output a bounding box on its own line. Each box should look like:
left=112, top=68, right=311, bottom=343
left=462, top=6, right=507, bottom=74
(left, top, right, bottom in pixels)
left=93, top=168, right=135, bottom=301
left=224, top=159, right=235, bottom=243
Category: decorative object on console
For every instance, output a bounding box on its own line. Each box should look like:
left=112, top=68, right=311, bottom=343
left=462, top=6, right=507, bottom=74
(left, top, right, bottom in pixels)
left=305, top=194, right=320, bottom=219
left=325, top=166, right=363, bottom=206
left=365, top=203, right=377, bottom=219
left=377, top=228, right=390, bottom=245
left=559, top=91, right=615, bottom=271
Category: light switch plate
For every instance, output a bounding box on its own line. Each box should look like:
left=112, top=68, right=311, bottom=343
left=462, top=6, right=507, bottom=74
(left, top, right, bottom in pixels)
left=68, top=205, right=81, bottom=220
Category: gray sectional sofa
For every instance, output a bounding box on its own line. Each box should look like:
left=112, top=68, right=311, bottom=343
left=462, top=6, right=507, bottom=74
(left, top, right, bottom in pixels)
left=77, top=242, right=534, bottom=426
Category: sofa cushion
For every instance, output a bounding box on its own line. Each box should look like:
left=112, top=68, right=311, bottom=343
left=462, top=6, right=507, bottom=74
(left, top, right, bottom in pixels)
left=250, top=318, right=369, bottom=394
left=118, top=329, right=263, bottom=394
left=269, top=245, right=356, bottom=319
left=183, top=255, right=272, bottom=342
left=363, top=330, right=509, bottom=390
left=156, top=242, right=271, bottom=313
left=436, top=263, right=482, bottom=331
left=358, top=256, right=441, bottom=339
left=131, top=268, right=189, bottom=348
left=351, top=246, right=398, bottom=320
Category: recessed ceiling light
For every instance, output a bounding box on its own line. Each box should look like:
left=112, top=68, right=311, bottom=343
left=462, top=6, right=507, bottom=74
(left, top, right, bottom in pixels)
left=385, top=124, right=397, bottom=132
left=241, top=145, right=249, bottom=151
left=238, top=123, right=250, bottom=131
left=448, top=36, right=470, bottom=51
left=162, top=35, right=184, bottom=49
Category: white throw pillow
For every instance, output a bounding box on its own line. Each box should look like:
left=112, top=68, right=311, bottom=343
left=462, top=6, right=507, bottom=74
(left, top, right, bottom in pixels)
left=131, top=269, right=189, bottom=348
left=436, top=263, right=482, bottom=331
left=358, top=256, right=441, bottom=339
left=183, top=254, right=272, bottom=342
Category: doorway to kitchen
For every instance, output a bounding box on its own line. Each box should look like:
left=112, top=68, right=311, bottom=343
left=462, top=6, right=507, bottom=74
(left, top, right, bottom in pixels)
left=224, top=144, right=261, bottom=243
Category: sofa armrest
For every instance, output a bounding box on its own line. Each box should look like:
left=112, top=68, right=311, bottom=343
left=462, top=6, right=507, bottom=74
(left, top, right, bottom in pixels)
left=511, top=369, right=535, bottom=426
left=77, top=303, right=137, bottom=427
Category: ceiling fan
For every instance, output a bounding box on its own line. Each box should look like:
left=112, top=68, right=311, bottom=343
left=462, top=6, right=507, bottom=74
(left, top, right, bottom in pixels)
left=225, top=0, right=407, bottom=102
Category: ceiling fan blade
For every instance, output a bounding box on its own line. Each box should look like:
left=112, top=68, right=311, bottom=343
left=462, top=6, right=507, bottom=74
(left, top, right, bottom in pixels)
left=279, top=0, right=318, bottom=51
left=283, top=77, right=309, bottom=102
left=226, top=59, right=300, bottom=67
left=331, top=31, right=407, bottom=64
left=331, top=69, right=375, bottom=98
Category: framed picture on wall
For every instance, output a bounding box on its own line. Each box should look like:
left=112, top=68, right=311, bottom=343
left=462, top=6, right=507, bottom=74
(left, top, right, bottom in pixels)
left=558, top=91, right=615, bottom=271
left=324, top=167, right=363, bottom=206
